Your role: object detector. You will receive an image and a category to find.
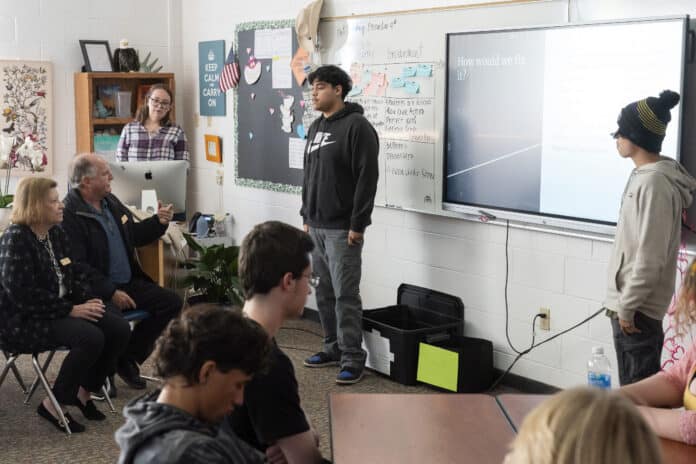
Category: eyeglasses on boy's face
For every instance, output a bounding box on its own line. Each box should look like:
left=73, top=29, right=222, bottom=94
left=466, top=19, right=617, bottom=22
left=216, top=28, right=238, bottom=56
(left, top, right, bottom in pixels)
left=301, top=273, right=320, bottom=288
left=149, top=97, right=171, bottom=108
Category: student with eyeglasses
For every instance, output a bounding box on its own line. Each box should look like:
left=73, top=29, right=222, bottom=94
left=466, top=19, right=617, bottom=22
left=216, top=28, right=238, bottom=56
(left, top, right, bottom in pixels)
left=226, top=221, right=327, bottom=464
left=116, top=83, right=189, bottom=161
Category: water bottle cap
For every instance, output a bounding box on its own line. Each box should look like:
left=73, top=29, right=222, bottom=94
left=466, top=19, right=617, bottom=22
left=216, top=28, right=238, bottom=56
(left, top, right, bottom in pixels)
left=592, top=346, right=604, bottom=355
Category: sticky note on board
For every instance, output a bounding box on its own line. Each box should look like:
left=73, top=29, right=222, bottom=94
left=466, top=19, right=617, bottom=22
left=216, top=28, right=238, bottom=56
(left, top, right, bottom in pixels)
left=417, top=342, right=459, bottom=392
left=416, top=64, right=433, bottom=77
left=402, top=66, right=417, bottom=77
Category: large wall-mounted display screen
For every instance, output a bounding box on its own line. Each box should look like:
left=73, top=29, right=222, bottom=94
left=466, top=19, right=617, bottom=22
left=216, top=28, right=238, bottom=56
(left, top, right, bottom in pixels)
left=444, top=17, right=687, bottom=234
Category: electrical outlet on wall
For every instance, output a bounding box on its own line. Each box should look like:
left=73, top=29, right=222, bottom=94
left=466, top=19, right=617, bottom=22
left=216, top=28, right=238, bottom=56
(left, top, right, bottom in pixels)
left=215, top=169, right=224, bottom=186
left=539, top=307, right=551, bottom=331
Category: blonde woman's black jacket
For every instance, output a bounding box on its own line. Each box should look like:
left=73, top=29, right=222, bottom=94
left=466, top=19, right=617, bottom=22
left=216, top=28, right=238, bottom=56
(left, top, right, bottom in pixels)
left=61, top=188, right=167, bottom=301
left=0, top=224, right=93, bottom=353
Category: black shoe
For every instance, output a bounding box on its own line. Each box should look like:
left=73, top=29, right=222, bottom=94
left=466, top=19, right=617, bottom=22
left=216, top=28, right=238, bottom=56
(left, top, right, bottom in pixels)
left=37, top=403, right=86, bottom=433
left=116, top=360, right=146, bottom=389
left=72, top=398, right=106, bottom=421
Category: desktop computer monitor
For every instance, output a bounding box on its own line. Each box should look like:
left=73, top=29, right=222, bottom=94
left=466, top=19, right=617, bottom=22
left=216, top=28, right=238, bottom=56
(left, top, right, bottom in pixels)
left=108, top=160, right=188, bottom=218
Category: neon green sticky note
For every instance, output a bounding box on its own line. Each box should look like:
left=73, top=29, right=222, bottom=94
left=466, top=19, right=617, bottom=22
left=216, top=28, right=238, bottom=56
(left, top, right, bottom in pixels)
left=417, top=342, right=459, bottom=392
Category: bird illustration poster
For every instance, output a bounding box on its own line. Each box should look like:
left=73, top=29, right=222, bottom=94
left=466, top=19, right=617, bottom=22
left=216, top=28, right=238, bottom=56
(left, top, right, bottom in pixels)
left=0, top=61, right=53, bottom=175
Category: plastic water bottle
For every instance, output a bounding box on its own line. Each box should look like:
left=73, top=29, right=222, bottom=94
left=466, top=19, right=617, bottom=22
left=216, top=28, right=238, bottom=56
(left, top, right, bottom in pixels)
left=587, top=346, right=612, bottom=389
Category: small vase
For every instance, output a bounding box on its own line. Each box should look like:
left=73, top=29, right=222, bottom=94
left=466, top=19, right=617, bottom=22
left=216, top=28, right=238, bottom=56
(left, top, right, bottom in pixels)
left=0, top=207, right=11, bottom=232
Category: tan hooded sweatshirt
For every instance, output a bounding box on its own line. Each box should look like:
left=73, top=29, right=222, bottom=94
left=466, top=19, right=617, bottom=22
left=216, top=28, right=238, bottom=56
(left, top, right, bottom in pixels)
left=604, top=157, right=696, bottom=322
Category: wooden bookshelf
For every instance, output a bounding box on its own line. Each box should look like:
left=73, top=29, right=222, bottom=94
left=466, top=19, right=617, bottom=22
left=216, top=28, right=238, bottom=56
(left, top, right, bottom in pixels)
left=74, top=72, right=175, bottom=154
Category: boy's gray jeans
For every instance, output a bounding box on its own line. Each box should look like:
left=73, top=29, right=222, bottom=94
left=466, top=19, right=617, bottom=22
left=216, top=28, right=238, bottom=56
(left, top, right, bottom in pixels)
left=309, top=227, right=367, bottom=370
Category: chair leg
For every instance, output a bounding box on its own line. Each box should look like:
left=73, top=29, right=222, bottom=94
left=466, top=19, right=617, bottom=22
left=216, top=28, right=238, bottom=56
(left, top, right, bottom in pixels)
left=10, top=363, right=28, bottom=394
left=25, top=350, right=55, bottom=405
left=1, top=351, right=27, bottom=393
left=0, top=353, right=17, bottom=388
left=31, top=355, right=71, bottom=435
left=102, top=380, right=116, bottom=414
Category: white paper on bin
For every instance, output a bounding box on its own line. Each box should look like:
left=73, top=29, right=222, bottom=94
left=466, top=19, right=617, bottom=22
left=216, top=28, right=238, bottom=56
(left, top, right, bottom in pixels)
left=361, top=328, right=394, bottom=375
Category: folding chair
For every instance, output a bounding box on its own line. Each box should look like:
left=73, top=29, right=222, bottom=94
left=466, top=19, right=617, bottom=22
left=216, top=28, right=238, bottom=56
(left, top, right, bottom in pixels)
left=122, top=309, right=160, bottom=383
left=0, top=349, right=28, bottom=394
left=24, top=348, right=116, bottom=417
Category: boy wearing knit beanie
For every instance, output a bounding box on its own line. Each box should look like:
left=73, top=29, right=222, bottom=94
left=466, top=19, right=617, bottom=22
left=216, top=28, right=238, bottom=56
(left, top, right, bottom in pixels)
left=604, top=90, right=696, bottom=386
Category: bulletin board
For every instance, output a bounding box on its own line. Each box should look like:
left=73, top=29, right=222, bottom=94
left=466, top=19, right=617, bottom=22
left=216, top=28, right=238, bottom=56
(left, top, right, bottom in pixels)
left=235, top=20, right=314, bottom=193
left=233, top=2, right=565, bottom=207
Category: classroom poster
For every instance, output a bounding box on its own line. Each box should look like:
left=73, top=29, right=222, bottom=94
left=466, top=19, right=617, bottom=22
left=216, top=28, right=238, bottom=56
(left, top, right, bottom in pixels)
left=198, top=40, right=226, bottom=116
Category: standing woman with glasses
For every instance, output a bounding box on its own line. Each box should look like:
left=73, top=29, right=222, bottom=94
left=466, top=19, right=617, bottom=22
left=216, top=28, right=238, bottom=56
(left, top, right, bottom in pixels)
left=0, top=177, right=130, bottom=433
left=116, top=83, right=189, bottom=161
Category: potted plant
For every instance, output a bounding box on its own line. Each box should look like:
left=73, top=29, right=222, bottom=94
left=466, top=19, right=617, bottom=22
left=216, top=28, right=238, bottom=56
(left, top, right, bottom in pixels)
left=0, top=134, right=15, bottom=231
left=182, top=233, right=244, bottom=307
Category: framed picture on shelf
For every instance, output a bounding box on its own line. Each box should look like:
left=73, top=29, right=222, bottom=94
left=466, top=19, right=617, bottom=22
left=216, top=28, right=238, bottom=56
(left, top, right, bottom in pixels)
left=79, top=40, right=113, bottom=72
left=204, top=134, right=222, bottom=163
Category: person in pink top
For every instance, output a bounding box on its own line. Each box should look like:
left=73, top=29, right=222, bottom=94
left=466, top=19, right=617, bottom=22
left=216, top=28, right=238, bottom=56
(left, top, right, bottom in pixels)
left=620, top=259, right=696, bottom=445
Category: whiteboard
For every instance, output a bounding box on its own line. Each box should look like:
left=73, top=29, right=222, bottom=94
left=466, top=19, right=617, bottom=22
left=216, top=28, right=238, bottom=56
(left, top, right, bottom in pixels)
left=317, top=1, right=567, bottom=214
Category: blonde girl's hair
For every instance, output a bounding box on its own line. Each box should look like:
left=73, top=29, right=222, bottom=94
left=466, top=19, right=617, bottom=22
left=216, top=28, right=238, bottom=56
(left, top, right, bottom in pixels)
left=503, top=387, right=661, bottom=464
left=10, top=177, right=57, bottom=226
left=673, top=258, right=696, bottom=335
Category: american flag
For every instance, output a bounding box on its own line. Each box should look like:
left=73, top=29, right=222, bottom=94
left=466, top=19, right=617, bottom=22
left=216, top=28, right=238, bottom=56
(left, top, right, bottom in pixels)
left=219, top=46, right=240, bottom=92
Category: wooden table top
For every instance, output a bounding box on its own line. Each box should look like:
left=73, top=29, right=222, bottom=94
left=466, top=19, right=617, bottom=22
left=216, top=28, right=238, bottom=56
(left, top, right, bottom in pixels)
left=496, top=393, right=696, bottom=464
left=329, top=393, right=514, bottom=464
left=329, top=393, right=515, bottom=464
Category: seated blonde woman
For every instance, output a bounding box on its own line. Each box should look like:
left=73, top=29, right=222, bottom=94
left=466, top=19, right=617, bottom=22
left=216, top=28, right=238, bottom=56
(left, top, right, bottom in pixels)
left=0, top=177, right=130, bottom=433
left=504, top=387, right=661, bottom=464
left=620, top=258, right=696, bottom=445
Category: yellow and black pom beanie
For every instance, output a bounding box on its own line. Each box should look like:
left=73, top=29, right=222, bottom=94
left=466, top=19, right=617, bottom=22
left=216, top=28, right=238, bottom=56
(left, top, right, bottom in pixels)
left=614, top=90, right=680, bottom=153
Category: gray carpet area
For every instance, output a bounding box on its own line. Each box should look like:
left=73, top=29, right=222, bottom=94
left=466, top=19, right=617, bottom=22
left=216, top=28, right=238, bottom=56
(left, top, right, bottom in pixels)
left=0, top=318, right=518, bottom=463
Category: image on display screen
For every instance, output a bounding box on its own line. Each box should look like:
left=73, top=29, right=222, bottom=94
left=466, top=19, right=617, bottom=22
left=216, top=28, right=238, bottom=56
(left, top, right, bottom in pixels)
left=444, top=17, right=687, bottom=231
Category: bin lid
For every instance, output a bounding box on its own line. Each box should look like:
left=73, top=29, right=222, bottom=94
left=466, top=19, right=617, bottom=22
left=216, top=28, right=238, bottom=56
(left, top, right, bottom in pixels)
left=397, top=283, right=464, bottom=321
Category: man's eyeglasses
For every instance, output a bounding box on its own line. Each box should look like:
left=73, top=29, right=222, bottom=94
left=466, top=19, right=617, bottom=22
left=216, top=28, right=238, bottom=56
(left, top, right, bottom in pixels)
left=149, top=97, right=171, bottom=108
left=303, top=273, right=320, bottom=288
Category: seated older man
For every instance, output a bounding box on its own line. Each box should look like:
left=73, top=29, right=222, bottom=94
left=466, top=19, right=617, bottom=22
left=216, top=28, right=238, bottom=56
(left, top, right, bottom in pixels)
left=61, top=154, right=182, bottom=391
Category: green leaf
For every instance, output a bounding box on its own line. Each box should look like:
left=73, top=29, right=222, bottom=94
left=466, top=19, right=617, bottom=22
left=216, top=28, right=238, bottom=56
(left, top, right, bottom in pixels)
left=0, top=195, right=13, bottom=208
left=183, top=233, right=204, bottom=253
left=183, top=241, right=244, bottom=305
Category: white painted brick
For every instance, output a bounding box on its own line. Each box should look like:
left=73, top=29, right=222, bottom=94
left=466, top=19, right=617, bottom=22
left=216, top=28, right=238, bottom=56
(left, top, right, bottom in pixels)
left=507, top=318, right=562, bottom=367
left=507, top=284, right=594, bottom=336
left=390, top=230, right=506, bottom=278
left=494, top=351, right=586, bottom=389
left=531, top=232, right=593, bottom=258
left=462, top=308, right=509, bottom=354
left=372, top=206, right=406, bottom=227
left=564, top=258, right=607, bottom=301
left=1, top=0, right=39, bottom=17
left=589, top=313, right=614, bottom=344
left=401, top=262, right=504, bottom=315
left=0, top=16, right=16, bottom=42
left=508, top=227, right=534, bottom=250
left=362, top=224, right=387, bottom=255
left=510, top=248, right=565, bottom=292
left=592, top=240, right=614, bottom=262
left=560, top=334, right=617, bottom=382
left=360, top=282, right=397, bottom=309
left=403, top=212, right=507, bottom=244
left=87, top=0, right=137, bottom=19
left=362, top=253, right=404, bottom=289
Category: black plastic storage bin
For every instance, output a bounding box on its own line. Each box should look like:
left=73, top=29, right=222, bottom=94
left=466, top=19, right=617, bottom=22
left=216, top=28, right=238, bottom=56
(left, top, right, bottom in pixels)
left=427, top=336, right=494, bottom=392
left=362, top=284, right=464, bottom=385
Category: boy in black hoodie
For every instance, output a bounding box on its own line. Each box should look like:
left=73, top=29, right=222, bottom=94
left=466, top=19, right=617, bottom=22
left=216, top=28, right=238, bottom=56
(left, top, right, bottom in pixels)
left=301, top=65, right=379, bottom=384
